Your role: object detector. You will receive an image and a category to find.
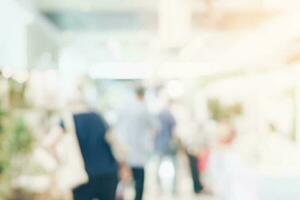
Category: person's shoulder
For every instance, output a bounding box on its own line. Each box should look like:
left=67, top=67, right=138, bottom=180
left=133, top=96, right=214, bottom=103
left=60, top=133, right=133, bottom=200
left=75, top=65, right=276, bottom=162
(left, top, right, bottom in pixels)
left=75, top=110, right=101, bottom=119
left=88, top=111, right=108, bottom=126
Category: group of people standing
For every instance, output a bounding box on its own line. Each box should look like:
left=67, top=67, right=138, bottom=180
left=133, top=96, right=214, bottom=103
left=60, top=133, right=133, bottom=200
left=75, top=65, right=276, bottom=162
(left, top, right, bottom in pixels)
left=51, top=86, right=208, bottom=200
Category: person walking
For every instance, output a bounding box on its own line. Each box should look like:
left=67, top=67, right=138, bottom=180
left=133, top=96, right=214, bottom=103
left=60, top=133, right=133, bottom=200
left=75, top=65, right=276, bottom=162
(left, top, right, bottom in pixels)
left=48, top=88, right=129, bottom=200
left=172, top=102, right=204, bottom=194
left=115, top=86, right=157, bottom=200
left=155, top=100, right=177, bottom=194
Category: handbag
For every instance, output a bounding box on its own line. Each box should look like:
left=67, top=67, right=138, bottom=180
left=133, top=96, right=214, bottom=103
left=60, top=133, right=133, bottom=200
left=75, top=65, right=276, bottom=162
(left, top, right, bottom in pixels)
left=55, top=112, right=88, bottom=191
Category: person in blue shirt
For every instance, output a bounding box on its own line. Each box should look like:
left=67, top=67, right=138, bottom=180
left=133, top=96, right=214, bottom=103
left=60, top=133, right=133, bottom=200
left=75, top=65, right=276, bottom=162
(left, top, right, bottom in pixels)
left=155, top=100, right=177, bottom=194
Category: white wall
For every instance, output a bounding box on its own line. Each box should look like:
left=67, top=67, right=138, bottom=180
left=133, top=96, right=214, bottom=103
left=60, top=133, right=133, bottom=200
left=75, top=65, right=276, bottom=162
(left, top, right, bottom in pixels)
left=0, top=0, right=60, bottom=69
left=0, top=0, right=30, bottom=68
left=26, top=18, right=60, bottom=69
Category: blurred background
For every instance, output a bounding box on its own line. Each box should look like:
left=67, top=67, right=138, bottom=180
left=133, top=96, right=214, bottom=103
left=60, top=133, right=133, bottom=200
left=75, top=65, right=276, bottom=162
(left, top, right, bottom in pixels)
left=1, top=0, right=300, bottom=200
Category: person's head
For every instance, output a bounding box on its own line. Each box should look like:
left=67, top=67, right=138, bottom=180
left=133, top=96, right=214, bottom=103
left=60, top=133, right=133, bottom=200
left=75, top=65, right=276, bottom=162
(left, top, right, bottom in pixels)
left=135, top=86, right=145, bottom=100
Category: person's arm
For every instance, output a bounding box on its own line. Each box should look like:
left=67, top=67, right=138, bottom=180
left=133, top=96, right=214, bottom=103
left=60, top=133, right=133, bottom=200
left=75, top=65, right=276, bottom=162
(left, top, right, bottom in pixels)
left=100, top=111, right=131, bottom=181
left=105, top=130, right=131, bottom=181
left=99, top=110, right=128, bottom=163
left=105, top=130, right=128, bottom=164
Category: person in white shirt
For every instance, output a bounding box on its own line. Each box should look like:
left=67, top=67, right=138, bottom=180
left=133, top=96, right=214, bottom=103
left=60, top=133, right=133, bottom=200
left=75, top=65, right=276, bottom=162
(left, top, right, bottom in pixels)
left=114, top=86, right=157, bottom=200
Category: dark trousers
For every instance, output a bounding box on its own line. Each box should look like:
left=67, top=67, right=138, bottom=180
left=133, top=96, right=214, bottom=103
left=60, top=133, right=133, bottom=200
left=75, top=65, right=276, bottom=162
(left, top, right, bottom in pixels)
left=131, top=167, right=145, bottom=200
left=187, top=153, right=203, bottom=193
left=73, top=173, right=118, bottom=200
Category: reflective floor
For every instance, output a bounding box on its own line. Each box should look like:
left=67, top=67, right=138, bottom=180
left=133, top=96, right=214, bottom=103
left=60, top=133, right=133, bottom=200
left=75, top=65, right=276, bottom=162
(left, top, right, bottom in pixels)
left=143, top=155, right=216, bottom=200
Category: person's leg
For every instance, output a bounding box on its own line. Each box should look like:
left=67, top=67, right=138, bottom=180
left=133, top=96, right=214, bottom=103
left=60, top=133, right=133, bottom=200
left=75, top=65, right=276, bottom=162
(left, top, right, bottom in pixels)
left=94, top=173, right=119, bottom=200
left=187, top=153, right=203, bottom=194
left=132, top=167, right=145, bottom=200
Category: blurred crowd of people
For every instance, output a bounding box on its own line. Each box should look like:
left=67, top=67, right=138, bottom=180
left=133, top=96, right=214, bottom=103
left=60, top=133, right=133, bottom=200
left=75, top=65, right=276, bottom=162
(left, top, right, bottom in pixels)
left=44, top=84, right=239, bottom=200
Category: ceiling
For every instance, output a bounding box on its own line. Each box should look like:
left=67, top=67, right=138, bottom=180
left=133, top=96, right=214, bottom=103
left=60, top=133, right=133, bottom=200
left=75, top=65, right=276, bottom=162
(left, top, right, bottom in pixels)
left=32, top=0, right=158, bottom=31
left=33, top=0, right=284, bottom=32
left=44, top=10, right=157, bottom=31
left=32, top=0, right=158, bottom=12
left=28, top=0, right=300, bottom=77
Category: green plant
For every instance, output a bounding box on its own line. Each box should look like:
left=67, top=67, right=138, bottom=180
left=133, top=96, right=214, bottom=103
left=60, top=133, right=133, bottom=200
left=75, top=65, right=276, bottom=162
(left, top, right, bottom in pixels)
left=0, top=72, right=35, bottom=199
left=207, top=98, right=243, bottom=121
left=0, top=107, right=33, bottom=199
left=7, top=79, right=28, bottom=109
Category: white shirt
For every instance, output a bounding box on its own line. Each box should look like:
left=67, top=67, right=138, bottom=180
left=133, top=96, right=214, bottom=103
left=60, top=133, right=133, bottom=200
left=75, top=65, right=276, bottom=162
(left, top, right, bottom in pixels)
left=115, top=98, right=156, bottom=167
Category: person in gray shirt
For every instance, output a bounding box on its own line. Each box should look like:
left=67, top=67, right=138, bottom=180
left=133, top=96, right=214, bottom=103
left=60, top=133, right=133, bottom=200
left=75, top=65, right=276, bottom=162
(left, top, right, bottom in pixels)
left=115, top=86, right=157, bottom=200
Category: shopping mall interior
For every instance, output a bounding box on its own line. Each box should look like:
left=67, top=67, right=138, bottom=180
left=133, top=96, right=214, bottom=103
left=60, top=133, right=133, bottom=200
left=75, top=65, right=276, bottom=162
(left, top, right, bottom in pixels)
left=1, top=0, right=300, bottom=200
